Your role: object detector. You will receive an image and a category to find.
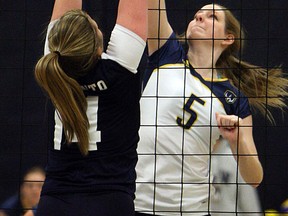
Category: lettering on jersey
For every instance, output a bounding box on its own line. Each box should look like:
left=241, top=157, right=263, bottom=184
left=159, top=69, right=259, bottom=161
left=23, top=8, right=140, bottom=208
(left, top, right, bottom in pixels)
left=81, top=80, right=108, bottom=91
left=224, top=90, right=237, bottom=104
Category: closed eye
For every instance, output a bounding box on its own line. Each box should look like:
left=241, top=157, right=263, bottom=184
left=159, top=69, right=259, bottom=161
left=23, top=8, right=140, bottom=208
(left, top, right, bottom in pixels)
left=209, top=14, right=218, bottom=20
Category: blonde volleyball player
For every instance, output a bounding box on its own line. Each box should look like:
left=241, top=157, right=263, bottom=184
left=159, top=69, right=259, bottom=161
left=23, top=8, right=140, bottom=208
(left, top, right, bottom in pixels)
left=34, top=0, right=147, bottom=215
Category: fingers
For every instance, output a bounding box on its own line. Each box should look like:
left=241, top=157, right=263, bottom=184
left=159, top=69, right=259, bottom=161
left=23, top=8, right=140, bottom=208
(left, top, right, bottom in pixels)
left=216, top=113, right=241, bottom=130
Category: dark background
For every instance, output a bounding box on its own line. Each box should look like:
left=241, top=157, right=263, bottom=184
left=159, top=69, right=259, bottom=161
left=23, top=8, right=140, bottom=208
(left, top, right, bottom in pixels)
left=1, top=0, right=287, bottom=212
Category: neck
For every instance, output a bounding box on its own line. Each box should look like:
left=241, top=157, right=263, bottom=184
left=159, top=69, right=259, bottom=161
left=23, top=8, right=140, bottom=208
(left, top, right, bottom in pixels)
left=187, top=43, right=223, bottom=79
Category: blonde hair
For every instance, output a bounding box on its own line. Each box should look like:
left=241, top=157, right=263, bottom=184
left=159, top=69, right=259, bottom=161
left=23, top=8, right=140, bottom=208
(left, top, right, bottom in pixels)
left=35, top=10, right=102, bottom=155
left=216, top=4, right=288, bottom=122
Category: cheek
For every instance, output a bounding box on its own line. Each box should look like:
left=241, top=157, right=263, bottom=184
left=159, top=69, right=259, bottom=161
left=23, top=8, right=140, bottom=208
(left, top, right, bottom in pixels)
left=212, top=24, right=226, bottom=38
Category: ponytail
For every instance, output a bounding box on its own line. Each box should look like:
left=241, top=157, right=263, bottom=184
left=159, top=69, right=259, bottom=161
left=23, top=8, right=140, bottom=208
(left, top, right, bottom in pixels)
left=34, top=9, right=103, bottom=155
left=218, top=54, right=288, bottom=123
left=215, top=4, right=288, bottom=123
left=35, top=52, right=90, bottom=155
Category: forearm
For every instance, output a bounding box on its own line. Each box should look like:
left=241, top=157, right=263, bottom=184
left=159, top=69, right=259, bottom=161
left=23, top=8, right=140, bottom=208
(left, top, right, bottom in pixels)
left=230, top=132, right=263, bottom=187
left=147, top=0, right=172, bottom=55
left=51, top=0, right=82, bottom=21
left=216, top=114, right=263, bottom=187
left=236, top=141, right=263, bottom=187
left=116, top=0, right=148, bottom=41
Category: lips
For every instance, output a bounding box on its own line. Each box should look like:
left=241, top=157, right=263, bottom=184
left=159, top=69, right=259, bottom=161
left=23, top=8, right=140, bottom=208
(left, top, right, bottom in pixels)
left=192, top=25, right=205, bottom=30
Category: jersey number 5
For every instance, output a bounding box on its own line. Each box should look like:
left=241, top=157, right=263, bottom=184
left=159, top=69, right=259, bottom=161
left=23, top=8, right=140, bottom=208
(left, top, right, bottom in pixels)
left=176, top=93, right=205, bottom=129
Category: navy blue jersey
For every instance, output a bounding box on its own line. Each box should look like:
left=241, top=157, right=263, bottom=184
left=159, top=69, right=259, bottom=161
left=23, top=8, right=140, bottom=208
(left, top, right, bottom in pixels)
left=42, top=58, right=141, bottom=198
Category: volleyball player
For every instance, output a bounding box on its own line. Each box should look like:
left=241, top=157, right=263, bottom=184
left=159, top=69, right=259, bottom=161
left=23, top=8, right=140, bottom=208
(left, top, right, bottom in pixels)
left=135, top=0, right=288, bottom=215
left=34, top=0, right=147, bottom=215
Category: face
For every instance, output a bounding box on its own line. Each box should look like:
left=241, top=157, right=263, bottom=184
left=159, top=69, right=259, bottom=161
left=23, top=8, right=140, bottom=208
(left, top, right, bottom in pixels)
left=20, top=172, right=45, bottom=207
left=186, top=4, right=228, bottom=44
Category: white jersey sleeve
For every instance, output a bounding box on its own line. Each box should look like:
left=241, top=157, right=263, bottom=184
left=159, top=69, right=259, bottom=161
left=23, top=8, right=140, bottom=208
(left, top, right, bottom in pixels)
left=102, top=24, right=146, bottom=74
left=44, top=20, right=58, bottom=55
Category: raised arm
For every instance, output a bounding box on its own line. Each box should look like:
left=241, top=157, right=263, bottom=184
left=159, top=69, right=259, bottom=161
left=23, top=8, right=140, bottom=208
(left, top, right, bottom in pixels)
left=147, top=0, right=173, bottom=55
left=50, top=0, right=82, bottom=21
left=44, top=0, right=82, bottom=55
left=105, top=0, right=148, bottom=73
left=116, top=0, right=148, bottom=41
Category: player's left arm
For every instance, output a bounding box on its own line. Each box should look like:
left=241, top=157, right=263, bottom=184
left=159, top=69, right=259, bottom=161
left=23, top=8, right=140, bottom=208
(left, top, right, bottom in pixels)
left=104, top=0, right=147, bottom=74
left=215, top=113, right=263, bottom=187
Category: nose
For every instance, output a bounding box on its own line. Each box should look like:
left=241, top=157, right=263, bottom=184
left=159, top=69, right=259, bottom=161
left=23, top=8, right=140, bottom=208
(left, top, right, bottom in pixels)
left=195, top=14, right=203, bottom=22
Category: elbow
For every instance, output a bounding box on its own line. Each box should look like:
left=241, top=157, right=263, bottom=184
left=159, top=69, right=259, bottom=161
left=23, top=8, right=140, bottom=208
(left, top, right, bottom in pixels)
left=250, top=179, right=262, bottom=188
left=240, top=161, right=264, bottom=188
left=252, top=171, right=264, bottom=188
left=246, top=166, right=264, bottom=188
left=245, top=174, right=263, bottom=188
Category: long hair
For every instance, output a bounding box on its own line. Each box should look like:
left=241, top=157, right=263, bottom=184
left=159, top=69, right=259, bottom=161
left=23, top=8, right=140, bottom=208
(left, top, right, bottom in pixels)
left=216, top=5, right=288, bottom=122
left=35, top=10, right=102, bottom=155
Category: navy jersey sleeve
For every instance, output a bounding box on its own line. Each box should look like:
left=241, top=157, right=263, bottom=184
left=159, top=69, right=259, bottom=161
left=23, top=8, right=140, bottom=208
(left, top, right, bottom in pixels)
left=231, top=90, right=252, bottom=119
left=213, top=80, right=252, bottom=119
left=143, top=33, right=186, bottom=88
left=148, top=33, right=185, bottom=68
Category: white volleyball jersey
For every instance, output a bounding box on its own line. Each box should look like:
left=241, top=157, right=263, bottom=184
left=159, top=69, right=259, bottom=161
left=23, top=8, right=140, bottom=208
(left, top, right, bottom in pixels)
left=135, top=33, right=251, bottom=216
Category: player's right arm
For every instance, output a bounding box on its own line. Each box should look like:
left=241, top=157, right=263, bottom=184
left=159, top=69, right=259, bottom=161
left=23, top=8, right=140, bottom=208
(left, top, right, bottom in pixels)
left=44, top=0, right=82, bottom=55
left=50, top=0, right=82, bottom=21
left=147, top=0, right=173, bottom=56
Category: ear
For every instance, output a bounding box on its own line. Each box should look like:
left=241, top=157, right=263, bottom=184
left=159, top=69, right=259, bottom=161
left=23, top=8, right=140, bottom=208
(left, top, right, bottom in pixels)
left=222, top=34, right=234, bottom=46
left=96, top=46, right=103, bottom=57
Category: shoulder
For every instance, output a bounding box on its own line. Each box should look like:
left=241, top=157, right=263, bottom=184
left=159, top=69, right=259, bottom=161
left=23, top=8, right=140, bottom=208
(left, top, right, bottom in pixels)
left=188, top=69, right=251, bottom=119
left=148, top=33, right=185, bottom=68
left=79, top=58, right=127, bottom=79
left=142, top=62, right=186, bottom=91
left=214, top=81, right=251, bottom=118
left=77, top=58, right=137, bottom=94
left=93, top=58, right=134, bottom=78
